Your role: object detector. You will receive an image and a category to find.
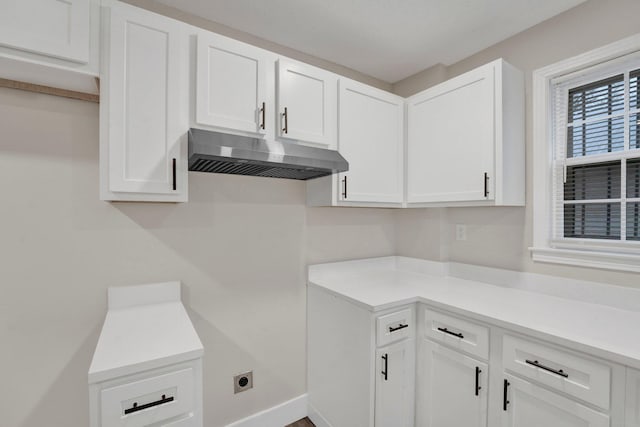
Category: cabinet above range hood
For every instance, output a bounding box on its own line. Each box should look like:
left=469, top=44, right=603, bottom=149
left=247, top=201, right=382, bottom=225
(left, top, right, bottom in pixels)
left=188, top=129, right=348, bottom=180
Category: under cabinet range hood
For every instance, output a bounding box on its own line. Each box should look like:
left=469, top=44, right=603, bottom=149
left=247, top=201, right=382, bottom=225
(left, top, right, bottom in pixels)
left=188, top=129, right=348, bottom=180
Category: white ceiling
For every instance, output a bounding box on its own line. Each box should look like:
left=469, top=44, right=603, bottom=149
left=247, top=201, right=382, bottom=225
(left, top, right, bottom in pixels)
left=155, top=0, right=587, bottom=83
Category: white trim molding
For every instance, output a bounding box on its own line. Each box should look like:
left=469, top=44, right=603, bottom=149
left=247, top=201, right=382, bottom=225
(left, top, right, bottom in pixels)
left=530, top=32, right=640, bottom=273
left=225, top=394, right=308, bottom=427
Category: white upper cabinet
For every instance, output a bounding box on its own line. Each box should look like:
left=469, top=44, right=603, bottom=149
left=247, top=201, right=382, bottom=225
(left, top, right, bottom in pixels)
left=195, top=32, right=273, bottom=137
left=407, top=59, right=524, bottom=206
left=0, top=0, right=90, bottom=62
left=0, top=0, right=100, bottom=93
left=277, top=59, right=337, bottom=147
left=100, top=1, right=189, bottom=202
left=338, top=79, right=404, bottom=204
left=306, top=79, right=404, bottom=207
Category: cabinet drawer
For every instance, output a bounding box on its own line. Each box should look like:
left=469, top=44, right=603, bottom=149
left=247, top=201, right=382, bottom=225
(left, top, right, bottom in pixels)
left=377, top=308, right=413, bottom=346
left=101, top=367, right=195, bottom=427
left=503, top=335, right=610, bottom=410
left=424, top=309, right=489, bottom=360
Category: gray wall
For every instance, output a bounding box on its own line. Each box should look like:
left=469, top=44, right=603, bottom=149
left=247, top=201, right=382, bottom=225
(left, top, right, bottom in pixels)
left=394, top=0, right=640, bottom=287
left=0, top=87, right=395, bottom=427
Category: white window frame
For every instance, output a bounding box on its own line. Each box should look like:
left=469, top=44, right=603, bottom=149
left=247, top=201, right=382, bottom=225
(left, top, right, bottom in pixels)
left=531, top=33, right=640, bottom=273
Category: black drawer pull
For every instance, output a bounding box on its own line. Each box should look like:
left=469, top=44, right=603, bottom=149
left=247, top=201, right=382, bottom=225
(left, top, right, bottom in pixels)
left=475, top=366, right=482, bottom=396
left=437, top=327, right=464, bottom=339
left=124, top=394, right=174, bottom=415
left=503, top=379, right=510, bottom=411
left=389, top=323, right=409, bottom=333
left=381, top=353, right=388, bottom=381
left=525, top=359, right=569, bottom=378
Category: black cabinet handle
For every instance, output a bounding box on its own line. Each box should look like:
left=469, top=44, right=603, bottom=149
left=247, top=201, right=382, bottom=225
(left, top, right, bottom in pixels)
left=389, top=324, right=409, bottom=333
left=124, top=394, right=174, bottom=415
left=525, top=359, right=569, bottom=378
left=282, top=107, right=288, bottom=134
left=342, top=176, right=348, bottom=199
left=437, top=327, right=464, bottom=339
left=260, top=102, right=266, bottom=130
left=475, top=367, right=482, bottom=396
left=172, top=158, right=177, bottom=191
left=484, top=172, right=489, bottom=197
left=381, top=353, right=388, bottom=381
left=503, top=379, right=510, bottom=411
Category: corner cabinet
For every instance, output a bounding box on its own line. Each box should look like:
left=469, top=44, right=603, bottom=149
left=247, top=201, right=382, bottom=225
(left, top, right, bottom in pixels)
left=100, top=1, right=189, bottom=202
left=194, top=31, right=274, bottom=138
left=307, top=79, right=404, bottom=207
left=406, top=59, right=524, bottom=207
left=277, top=59, right=337, bottom=148
left=307, top=285, right=414, bottom=427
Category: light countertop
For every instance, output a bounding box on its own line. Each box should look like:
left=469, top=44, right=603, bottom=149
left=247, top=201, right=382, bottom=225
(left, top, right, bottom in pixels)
left=89, top=282, right=203, bottom=384
left=308, top=256, right=640, bottom=369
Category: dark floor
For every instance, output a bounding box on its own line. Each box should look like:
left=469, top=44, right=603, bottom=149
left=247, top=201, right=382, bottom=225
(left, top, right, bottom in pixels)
left=285, top=417, right=315, bottom=427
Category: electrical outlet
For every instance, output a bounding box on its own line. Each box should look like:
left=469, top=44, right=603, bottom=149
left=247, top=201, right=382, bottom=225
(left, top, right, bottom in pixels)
left=455, top=224, right=467, bottom=241
left=234, top=371, right=253, bottom=394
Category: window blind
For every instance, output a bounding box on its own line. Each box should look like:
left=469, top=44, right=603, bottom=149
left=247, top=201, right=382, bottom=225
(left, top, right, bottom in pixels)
left=553, top=66, right=640, bottom=244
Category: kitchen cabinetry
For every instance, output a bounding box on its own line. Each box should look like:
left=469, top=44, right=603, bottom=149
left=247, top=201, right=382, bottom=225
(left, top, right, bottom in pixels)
left=307, top=79, right=404, bottom=207
left=100, top=1, right=189, bottom=202
left=195, top=31, right=274, bottom=137
left=627, top=369, right=640, bottom=426
left=307, top=284, right=414, bottom=427
left=418, top=340, right=488, bottom=427
left=417, top=308, right=489, bottom=427
left=501, top=374, right=609, bottom=427
left=375, top=340, right=414, bottom=427
left=308, top=257, right=629, bottom=427
left=89, top=282, right=203, bottom=427
left=0, top=0, right=100, bottom=93
left=406, top=58, right=524, bottom=206
left=277, top=59, right=337, bottom=148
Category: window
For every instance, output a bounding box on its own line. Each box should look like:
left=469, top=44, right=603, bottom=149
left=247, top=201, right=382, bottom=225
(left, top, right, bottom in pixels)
left=553, top=68, right=640, bottom=244
left=531, top=34, right=640, bottom=272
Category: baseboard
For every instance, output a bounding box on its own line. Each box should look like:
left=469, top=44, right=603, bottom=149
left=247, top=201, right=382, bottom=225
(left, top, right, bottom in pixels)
left=307, top=403, right=333, bottom=427
left=225, top=394, right=308, bottom=427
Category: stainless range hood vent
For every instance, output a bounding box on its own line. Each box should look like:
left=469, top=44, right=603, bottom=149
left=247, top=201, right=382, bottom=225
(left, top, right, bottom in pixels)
left=188, top=129, right=348, bottom=181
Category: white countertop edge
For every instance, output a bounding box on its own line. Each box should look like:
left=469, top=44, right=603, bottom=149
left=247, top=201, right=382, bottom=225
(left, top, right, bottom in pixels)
left=88, top=350, right=204, bottom=384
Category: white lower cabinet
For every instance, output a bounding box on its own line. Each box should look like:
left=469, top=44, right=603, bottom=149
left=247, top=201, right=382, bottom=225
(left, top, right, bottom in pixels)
left=626, top=369, right=640, bottom=427
left=417, top=339, right=488, bottom=427
left=375, top=340, right=415, bottom=427
left=308, top=287, right=625, bottom=427
left=501, top=373, right=609, bottom=427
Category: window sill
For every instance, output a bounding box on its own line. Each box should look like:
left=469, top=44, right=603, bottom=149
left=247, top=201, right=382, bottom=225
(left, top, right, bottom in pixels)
left=530, top=247, right=640, bottom=273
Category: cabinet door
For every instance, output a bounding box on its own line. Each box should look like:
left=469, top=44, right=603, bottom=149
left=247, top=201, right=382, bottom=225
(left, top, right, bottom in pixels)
left=196, top=32, right=270, bottom=136
left=407, top=63, right=495, bottom=203
left=102, top=3, right=188, bottom=201
left=502, top=374, right=609, bottom=427
left=338, top=79, right=404, bottom=204
left=375, top=340, right=414, bottom=427
left=0, top=0, right=90, bottom=63
left=277, top=59, right=336, bottom=147
left=417, top=339, right=487, bottom=427
left=626, top=368, right=640, bottom=426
